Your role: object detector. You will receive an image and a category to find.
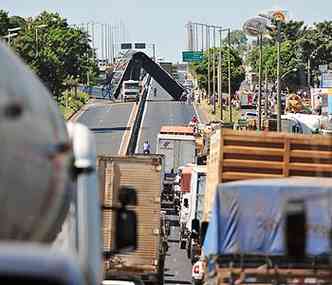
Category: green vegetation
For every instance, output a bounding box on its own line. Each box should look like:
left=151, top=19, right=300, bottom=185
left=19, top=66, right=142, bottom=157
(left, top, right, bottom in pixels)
left=199, top=100, right=241, bottom=123
left=1, top=10, right=98, bottom=115
left=246, top=20, right=332, bottom=90
left=190, top=46, right=245, bottom=95
left=59, top=91, right=89, bottom=120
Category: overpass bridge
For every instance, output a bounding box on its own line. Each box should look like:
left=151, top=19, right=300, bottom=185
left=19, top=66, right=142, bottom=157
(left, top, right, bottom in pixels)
left=111, top=51, right=185, bottom=101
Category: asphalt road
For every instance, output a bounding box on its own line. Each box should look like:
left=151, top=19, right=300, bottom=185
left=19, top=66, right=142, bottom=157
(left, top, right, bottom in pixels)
left=136, top=80, right=195, bottom=284
left=164, top=212, right=192, bottom=285
left=136, top=80, right=196, bottom=153
left=76, top=100, right=134, bottom=155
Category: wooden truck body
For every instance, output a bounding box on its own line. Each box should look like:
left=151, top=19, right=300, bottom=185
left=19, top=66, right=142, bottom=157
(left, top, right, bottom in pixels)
left=97, top=155, right=165, bottom=284
left=204, top=128, right=332, bottom=221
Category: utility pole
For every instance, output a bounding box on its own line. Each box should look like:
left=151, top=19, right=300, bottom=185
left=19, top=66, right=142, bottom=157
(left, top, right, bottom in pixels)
left=307, top=57, right=311, bottom=87
left=201, top=24, right=204, bottom=51
left=264, top=69, right=268, bottom=120
left=195, top=24, right=199, bottom=52
left=91, top=22, right=95, bottom=62
left=257, top=32, right=263, bottom=131
left=276, top=21, right=281, bottom=132
left=152, top=44, right=156, bottom=61
left=212, top=26, right=216, bottom=114
left=207, top=25, right=211, bottom=101
left=228, top=28, right=232, bottom=123
left=218, top=28, right=223, bottom=121
left=101, top=24, right=104, bottom=63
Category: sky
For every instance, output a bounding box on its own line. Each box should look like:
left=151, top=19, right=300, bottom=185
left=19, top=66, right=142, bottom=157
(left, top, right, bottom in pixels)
left=2, top=0, right=332, bottom=62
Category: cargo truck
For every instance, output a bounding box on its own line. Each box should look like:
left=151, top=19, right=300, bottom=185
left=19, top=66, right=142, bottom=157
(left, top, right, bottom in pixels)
left=204, top=128, right=332, bottom=221
left=97, top=155, right=167, bottom=285
left=203, top=178, right=332, bottom=285
left=157, top=126, right=196, bottom=174
left=179, top=165, right=207, bottom=263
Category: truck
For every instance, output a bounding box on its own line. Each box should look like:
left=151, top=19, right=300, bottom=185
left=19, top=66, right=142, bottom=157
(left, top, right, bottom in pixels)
left=204, top=128, right=332, bottom=222
left=179, top=165, right=207, bottom=263
left=122, top=80, right=140, bottom=102
left=203, top=178, right=332, bottom=285
left=157, top=126, right=196, bottom=174
left=97, top=155, right=167, bottom=285
left=0, top=42, right=137, bottom=285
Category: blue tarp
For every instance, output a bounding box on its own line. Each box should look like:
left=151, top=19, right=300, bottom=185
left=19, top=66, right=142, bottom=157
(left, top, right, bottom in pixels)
left=203, top=178, right=332, bottom=257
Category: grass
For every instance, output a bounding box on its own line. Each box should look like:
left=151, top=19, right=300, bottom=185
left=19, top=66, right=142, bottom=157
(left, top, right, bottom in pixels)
left=198, top=99, right=241, bottom=123
left=59, top=91, right=90, bottom=120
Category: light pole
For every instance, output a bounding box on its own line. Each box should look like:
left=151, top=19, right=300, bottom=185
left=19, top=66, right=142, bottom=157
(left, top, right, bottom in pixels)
left=218, top=28, right=223, bottom=120
left=243, top=16, right=270, bottom=130
left=212, top=26, right=216, bottom=114
left=280, top=68, right=298, bottom=81
left=227, top=28, right=232, bottom=123
left=276, top=20, right=282, bottom=132
left=257, top=32, right=263, bottom=130
left=35, top=24, right=47, bottom=58
left=207, top=25, right=211, bottom=102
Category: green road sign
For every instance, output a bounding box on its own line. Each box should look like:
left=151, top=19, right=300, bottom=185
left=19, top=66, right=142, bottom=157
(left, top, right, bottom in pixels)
left=182, top=51, right=203, bottom=62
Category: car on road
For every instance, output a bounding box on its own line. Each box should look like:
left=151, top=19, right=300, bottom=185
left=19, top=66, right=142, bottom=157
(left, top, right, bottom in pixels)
left=191, top=258, right=205, bottom=285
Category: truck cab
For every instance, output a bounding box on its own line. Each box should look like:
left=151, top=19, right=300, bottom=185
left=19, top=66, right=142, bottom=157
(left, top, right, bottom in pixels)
left=121, top=80, right=140, bottom=102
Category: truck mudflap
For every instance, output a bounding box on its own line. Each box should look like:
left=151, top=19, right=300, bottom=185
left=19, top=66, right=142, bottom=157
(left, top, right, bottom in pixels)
left=208, top=267, right=332, bottom=285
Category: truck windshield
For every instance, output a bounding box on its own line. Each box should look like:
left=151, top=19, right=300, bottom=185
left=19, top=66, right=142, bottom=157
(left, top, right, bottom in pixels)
left=124, top=83, right=139, bottom=89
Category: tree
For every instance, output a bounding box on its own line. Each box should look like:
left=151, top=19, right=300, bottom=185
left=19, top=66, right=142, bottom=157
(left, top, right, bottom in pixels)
left=191, top=46, right=245, bottom=94
left=12, top=11, right=98, bottom=100
left=0, top=10, right=10, bottom=36
left=224, top=30, right=248, bottom=55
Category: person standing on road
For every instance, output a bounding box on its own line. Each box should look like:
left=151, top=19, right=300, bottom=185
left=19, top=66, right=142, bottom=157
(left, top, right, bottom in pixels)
left=154, top=87, right=157, bottom=97
left=143, top=141, right=151, bottom=154
left=135, top=93, right=139, bottom=105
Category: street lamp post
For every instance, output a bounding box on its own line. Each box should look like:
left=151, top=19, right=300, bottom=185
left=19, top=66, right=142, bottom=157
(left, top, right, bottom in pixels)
left=276, top=21, right=282, bottom=132
left=212, top=27, right=216, bottom=114
left=218, top=28, right=223, bottom=121
left=243, top=16, right=270, bottom=130
left=207, top=25, right=211, bottom=102
left=258, top=32, right=263, bottom=130
left=227, top=28, right=232, bottom=123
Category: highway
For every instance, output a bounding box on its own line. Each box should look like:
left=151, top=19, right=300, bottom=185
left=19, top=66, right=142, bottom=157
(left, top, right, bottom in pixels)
left=76, top=99, right=134, bottom=155
left=136, top=80, right=196, bottom=153
left=77, top=80, right=195, bottom=284
left=137, top=80, right=195, bottom=284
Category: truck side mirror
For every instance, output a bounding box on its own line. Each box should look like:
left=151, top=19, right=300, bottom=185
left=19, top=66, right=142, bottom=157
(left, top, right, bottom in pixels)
left=285, top=199, right=306, bottom=260
left=115, top=207, right=137, bottom=252
left=200, top=221, right=209, bottom=245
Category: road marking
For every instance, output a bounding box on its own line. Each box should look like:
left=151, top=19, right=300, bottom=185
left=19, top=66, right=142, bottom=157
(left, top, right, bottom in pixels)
left=118, top=103, right=137, bottom=155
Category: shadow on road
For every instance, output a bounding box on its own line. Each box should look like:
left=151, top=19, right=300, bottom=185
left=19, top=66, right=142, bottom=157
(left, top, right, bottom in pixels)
left=164, top=280, right=191, bottom=284
left=90, top=127, right=129, bottom=133
left=146, top=99, right=177, bottom=103
left=168, top=239, right=180, bottom=243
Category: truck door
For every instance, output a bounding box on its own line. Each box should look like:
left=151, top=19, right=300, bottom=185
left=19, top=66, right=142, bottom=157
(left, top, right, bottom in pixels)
left=158, top=139, right=175, bottom=173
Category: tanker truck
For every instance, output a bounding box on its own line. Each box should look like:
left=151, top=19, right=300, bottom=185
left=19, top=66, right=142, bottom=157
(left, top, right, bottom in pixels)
left=0, top=42, right=137, bottom=285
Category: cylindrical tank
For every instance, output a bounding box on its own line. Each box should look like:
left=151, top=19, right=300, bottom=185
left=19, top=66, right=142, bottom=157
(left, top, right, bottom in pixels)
left=0, top=43, right=73, bottom=242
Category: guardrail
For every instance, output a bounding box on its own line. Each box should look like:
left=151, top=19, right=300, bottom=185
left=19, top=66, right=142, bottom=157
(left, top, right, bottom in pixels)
left=126, top=76, right=152, bottom=155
